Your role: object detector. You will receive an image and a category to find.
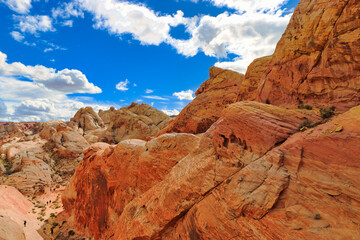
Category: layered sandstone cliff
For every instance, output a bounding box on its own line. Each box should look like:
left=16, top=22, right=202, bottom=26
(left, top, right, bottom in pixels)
left=53, top=0, right=360, bottom=239
left=57, top=101, right=360, bottom=239
left=258, top=0, right=360, bottom=111
left=158, top=61, right=270, bottom=135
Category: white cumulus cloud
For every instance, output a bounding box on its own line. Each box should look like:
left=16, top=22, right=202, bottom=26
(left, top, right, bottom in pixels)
left=10, top=31, right=24, bottom=42
left=0, top=50, right=101, bottom=94
left=14, top=15, right=55, bottom=35
left=173, top=89, right=194, bottom=100
left=162, top=109, right=180, bottom=116
left=72, top=0, right=187, bottom=45
left=1, top=0, right=32, bottom=14
left=116, top=79, right=130, bottom=91
left=145, top=89, right=154, bottom=94
left=143, top=95, right=169, bottom=101
left=207, top=0, right=288, bottom=13
left=59, top=0, right=291, bottom=73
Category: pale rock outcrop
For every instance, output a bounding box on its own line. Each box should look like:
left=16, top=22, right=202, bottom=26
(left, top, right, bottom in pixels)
left=0, top=185, right=42, bottom=240
left=0, top=122, right=40, bottom=140
left=70, top=106, right=104, bottom=133
left=72, top=103, right=172, bottom=144
left=0, top=121, right=89, bottom=194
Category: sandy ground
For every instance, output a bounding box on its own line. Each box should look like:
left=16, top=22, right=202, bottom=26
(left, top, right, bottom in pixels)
left=0, top=185, right=65, bottom=240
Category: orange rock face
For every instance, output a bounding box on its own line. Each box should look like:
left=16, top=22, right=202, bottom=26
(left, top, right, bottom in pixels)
left=52, top=0, right=360, bottom=239
left=159, top=67, right=246, bottom=135
left=258, top=0, right=360, bottom=111
left=59, top=102, right=344, bottom=239
left=61, top=133, right=200, bottom=239
left=159, top=57, right=271, bottom=136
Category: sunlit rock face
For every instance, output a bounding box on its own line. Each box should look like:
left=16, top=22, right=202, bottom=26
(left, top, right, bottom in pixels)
left=45, top=0, right=360, bottom=239
left=70, top=103, right=172, bottom=144
left=0, top=121, right=89, bottom=194
left=258, top=0, right=360, bottom=111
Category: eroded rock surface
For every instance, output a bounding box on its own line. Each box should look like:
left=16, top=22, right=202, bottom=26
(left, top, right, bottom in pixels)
left=0, top=121, right=89, bottom=194
left=158, top=67, right=246, bottom=135
left=258, top=0, right=360, bottom=111
left=61, top=133, right=200, bottom=239
left=57, top=101, right=349, bottom=240
left=70, top=103, right=171, bottom=144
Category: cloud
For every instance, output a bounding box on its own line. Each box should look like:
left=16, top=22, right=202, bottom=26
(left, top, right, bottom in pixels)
left=207, top=0, right=288, bottom=13
left=1, top=0, right=32, bottom=14
left=62, top=20, right=74, bottom=27
left=14, top=15, right=55, bottom=35
left=173, top=89, right=194, bottom=100
left=10, top=31, right=24, bottom=42
left=0, top=100, right=7, bottom=117
left=162, top=109, right=180, bottom=116
left=0, top=50, right=101, bottom=94
left=64, top=0, right=291, bottom=73
left=143, top=95, right=169, bottom=101
left=0, top=75, right=109, bottom=122
left=170, top=11, right=291, bottom=72
left=116, top=79, right=130, bottom=91
left=14, top=99, right=54, bottom=116
left=145, top=89, right=154, bottom=94
left=52, top=2, right=84, bottom=19
left=73, top=0, right=187, bottom=45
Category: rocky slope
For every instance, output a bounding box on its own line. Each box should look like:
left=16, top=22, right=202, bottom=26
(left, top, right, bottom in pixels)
left=158, top=57, right=272, bottom=136
left=70, top=103, right=171, bottom=144
left=257, top=0, right=360, bottom=111
left=0, top=121, right=89, bottom=194
left=0, top=185, right=42, bottom=240
left=57, top=101, right=360, bottom=239
left=52, top=0, right=360, bottom=239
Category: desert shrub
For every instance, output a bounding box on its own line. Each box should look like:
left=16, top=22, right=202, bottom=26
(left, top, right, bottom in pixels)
left=50, top=213, right=56, bottom=218
left=320, top=107, right=335, bottom=119
left=52, top=222, right=59, bottom=228
left=297, top=119, right=322, bottom=132
left=297, top=119, right=312, bottom=131
left=298, top=104, right=312, bottom=110
left=314, top=213, right=321, bottom=220
left=265, top=99, right=270, bottom=104
left=68, top=230, right=75, bottom=236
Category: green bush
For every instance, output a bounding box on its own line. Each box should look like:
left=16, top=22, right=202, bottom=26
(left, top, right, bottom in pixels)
left=297, top=119, right=322, bottom=132
left=298, top=104, right=313, bottom=110
left=320, top=107, right=335, bottom=119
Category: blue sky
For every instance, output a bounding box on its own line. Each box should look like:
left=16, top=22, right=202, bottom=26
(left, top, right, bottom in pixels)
left=0, top=0, right=299, bottom=121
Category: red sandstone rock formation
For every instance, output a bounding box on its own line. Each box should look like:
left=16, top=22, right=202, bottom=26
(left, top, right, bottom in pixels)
left=258, top=0, right=360, bottom=111
left=61, top=133, right=200, bottom=239
left=158, top=56, right=272, bottom=136
left=45, top=0, right=360, bottom=239
left=57, top=101, right=360, bottom=240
